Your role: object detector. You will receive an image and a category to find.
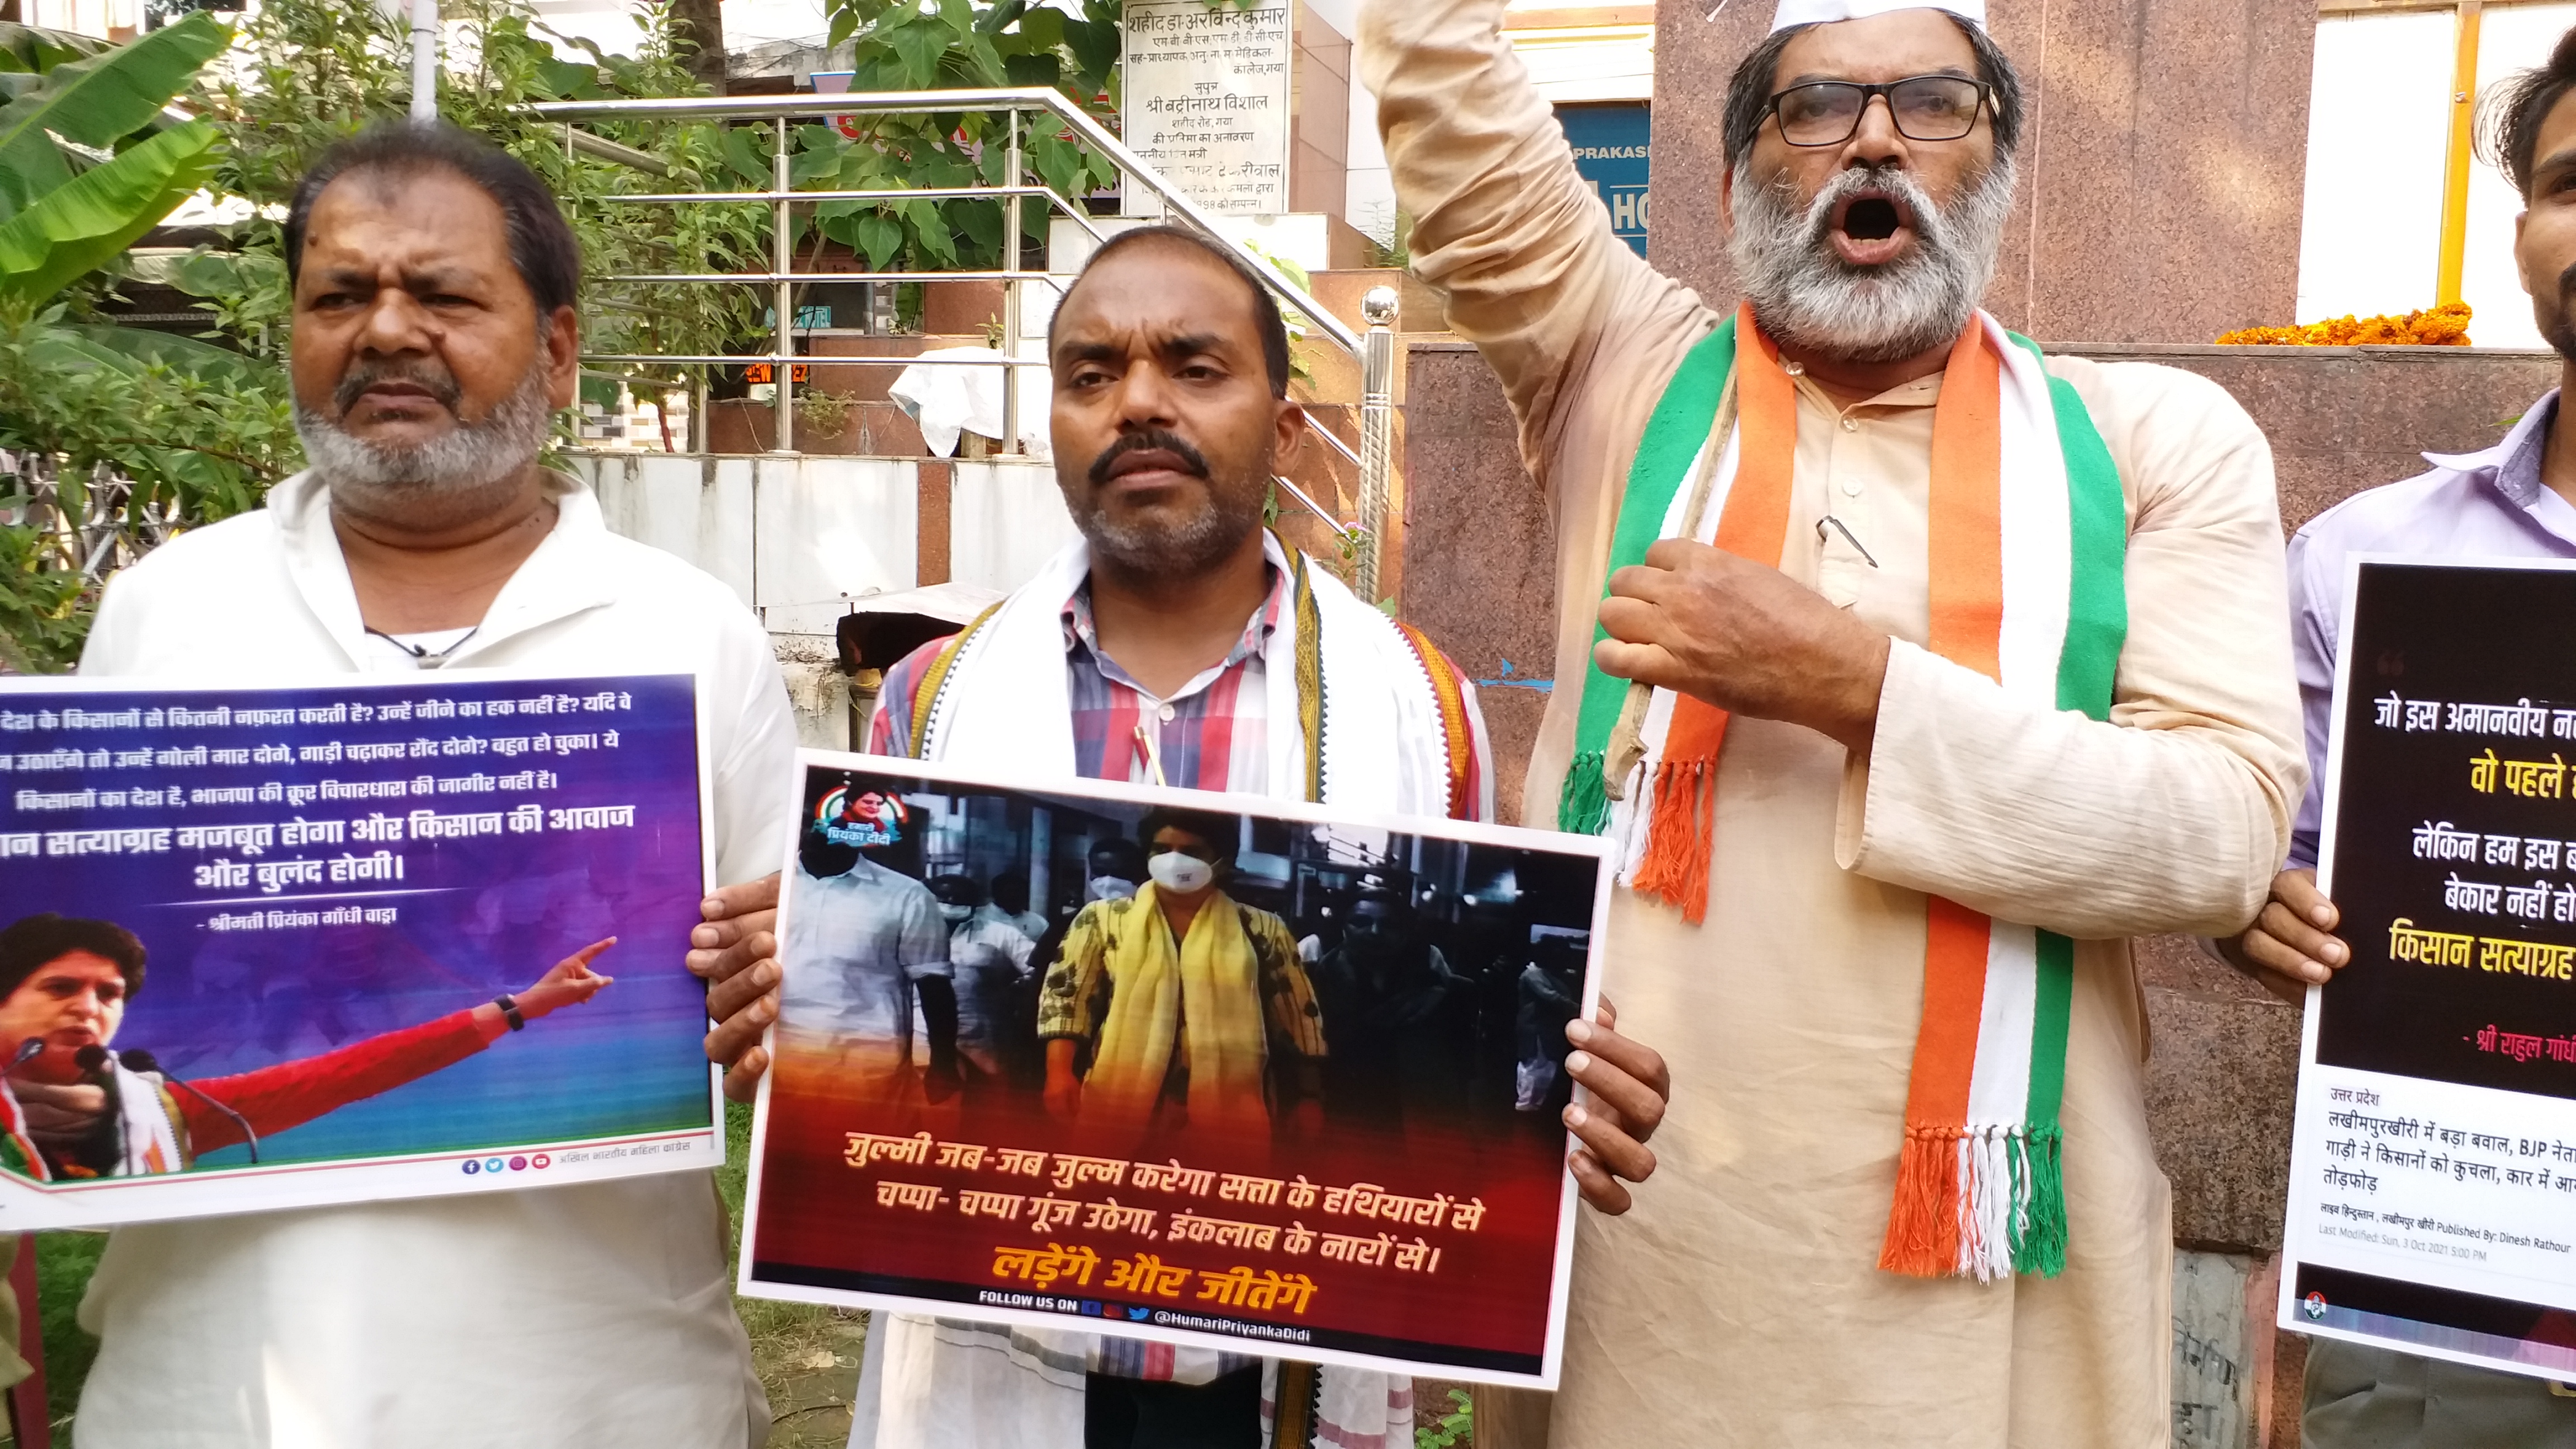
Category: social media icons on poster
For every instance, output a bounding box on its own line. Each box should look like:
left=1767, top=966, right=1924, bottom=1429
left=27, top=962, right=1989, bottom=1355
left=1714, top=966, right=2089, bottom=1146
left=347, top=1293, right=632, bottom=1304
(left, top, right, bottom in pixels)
left=461, top=1152, right=556, bottom=1175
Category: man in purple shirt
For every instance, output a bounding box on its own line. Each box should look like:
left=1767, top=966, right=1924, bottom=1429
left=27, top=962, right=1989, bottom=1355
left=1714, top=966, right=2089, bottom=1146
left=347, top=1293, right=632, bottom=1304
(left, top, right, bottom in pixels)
left=2222, top=32, right=2576, bottom=1447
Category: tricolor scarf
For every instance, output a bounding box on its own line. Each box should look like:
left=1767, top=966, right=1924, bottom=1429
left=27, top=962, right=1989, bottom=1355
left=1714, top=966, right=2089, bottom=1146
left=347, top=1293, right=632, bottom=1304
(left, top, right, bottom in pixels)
left=1560, top=304, right=2128, bottom=1282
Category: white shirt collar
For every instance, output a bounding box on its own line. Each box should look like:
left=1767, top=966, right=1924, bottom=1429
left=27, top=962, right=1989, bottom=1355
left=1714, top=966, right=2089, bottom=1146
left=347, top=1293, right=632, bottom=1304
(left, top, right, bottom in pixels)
left=269, top=467, right=621, bottom=669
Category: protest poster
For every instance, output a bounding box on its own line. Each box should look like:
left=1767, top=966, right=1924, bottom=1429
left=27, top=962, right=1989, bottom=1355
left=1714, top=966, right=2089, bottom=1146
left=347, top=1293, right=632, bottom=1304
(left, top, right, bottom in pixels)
left=739, top=753, right=1610, bottom=1388
left=2280, top=558, right=2576, bottom=1379
left=0, top=670, right=718, bottom=1228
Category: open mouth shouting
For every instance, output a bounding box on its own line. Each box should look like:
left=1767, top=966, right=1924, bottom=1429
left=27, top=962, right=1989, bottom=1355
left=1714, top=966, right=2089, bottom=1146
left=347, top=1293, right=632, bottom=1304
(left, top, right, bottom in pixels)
left=1829, top=189, right=1916, bottom=268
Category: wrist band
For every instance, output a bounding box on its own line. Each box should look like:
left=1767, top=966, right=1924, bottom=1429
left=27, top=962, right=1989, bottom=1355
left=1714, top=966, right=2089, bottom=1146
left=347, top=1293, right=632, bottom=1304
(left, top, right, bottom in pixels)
left=494, top=994, right=527, bottom=1032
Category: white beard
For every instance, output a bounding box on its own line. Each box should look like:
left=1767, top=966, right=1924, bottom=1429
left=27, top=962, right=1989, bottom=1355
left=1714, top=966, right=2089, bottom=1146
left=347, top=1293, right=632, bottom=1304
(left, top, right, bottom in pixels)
left=1729, top=155, right=2018, bottom=363
left=295, top=360, right=556, bottom=507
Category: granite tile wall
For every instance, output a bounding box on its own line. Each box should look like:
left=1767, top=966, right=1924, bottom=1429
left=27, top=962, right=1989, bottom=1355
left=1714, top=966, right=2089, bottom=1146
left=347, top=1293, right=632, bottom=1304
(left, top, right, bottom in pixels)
left=2054, top=343, right=2560, bottom=532
left=1646, top=0, right=2318, bottom=343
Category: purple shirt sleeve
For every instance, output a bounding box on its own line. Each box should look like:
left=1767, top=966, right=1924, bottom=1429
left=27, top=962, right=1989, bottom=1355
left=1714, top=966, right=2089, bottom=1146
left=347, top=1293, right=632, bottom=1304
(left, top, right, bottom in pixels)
left=2286, top=524, right=2341, bottom=873
left=2276, top=389, right=2568, bottom=878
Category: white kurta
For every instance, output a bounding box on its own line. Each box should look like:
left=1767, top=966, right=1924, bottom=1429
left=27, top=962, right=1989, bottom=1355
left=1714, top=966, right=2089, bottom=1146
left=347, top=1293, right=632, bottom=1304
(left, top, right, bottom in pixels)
left=1360, top=2, right=2310, bottom=1445
left=70, top=469, right=799, bottom=1448
left=779, top=857, right=951, bottom=1076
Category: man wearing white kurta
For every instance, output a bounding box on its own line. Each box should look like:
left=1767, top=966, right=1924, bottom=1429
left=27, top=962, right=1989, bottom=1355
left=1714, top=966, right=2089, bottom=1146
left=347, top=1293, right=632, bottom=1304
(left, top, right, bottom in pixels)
left=779, top=845, right=950, bottom=1078
left=70, top=122, right=794, bottom=1445
left=1364, top=0, right=2305, bottom=1441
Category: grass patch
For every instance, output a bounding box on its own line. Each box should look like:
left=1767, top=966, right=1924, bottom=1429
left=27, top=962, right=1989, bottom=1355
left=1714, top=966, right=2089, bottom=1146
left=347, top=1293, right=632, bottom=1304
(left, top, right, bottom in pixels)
left=723, top=1098, right=868, bottom=1447
left=31, top=1231, right=102, bottom=1432
left=0, top=1104, right=860, bottom=1445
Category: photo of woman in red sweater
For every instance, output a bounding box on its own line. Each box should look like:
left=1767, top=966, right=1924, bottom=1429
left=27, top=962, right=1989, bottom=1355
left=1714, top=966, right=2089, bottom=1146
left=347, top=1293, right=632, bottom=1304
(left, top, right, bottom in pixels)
left=0, top=913, right=615, bottom=1181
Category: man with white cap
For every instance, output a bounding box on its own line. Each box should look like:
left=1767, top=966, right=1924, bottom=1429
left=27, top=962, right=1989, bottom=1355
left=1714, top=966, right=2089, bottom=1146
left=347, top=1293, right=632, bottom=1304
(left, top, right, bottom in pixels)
left=1362, top=0, right=2304, bottom=1442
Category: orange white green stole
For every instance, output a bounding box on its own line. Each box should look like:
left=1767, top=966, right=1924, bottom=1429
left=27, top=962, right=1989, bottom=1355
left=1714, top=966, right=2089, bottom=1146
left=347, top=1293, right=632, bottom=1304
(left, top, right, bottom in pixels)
left=1560, top=304, right=2128, bottom=1281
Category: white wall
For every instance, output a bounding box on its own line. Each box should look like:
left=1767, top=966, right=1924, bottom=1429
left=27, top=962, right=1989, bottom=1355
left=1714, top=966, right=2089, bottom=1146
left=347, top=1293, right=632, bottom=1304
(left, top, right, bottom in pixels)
left=1345, top=0, right=1651, bottom=244
left=699, top=0, right=827, bottom=49
left=2463, top=4, right=2576, bottom=349
left=571, top=452, right=920, bottom=632
left=2296, top=12, right=2455, bottom=326
left=1508, top=25, right=1654, bottom=105
left=519, top=0, right=825, bottom=56
left=950, top=461, right=1084, bottom=593
left=2297, top=7, right=2576, bottom=347
left=575, top=451, right=1079, bottom=630
left=25, top=0, right=139, bottom=37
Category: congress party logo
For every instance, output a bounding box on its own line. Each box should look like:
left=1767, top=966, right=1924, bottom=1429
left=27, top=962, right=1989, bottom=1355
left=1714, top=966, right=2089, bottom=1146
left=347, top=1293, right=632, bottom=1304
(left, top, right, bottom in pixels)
left=2303, top=1291, right=2328, bottom=1322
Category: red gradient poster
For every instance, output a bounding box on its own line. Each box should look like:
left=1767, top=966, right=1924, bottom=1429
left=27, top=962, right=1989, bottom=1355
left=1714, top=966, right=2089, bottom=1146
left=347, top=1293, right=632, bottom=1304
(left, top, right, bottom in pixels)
left=738, top=753, right=1609, bottom=1386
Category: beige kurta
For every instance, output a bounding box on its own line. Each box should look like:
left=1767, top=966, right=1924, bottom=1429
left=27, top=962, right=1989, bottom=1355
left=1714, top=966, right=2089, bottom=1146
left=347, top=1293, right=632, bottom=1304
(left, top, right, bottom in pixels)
left=1358, top=4, right=2310, bottom=1446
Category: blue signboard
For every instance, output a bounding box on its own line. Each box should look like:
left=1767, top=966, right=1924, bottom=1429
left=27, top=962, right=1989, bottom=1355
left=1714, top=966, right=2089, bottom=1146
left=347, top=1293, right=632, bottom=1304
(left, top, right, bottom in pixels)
left=1559, top=103, right=1651, bottom=258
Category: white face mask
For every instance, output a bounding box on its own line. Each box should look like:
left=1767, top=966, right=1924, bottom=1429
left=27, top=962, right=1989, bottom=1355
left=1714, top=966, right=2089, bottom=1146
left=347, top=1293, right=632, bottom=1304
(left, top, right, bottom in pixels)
left=937, top=903, right=974, bottom=924
left=1146, top=852, right=1215, bottom=894
left=1088, top=875, right=1137, bottom=901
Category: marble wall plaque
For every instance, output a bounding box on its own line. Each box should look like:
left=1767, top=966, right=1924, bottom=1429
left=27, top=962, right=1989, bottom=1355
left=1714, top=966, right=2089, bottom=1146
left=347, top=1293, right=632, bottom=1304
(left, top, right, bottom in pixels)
left=1120, top=0, right=1292, bottom=216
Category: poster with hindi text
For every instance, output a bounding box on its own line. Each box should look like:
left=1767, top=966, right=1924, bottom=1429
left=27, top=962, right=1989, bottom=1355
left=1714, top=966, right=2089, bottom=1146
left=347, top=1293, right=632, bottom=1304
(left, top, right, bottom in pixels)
left=739, top=753, right=1610, bottom=1387
left=2280, top=558, right=2576, bottom=1377
left=0, top=670, right=719, bottom=1228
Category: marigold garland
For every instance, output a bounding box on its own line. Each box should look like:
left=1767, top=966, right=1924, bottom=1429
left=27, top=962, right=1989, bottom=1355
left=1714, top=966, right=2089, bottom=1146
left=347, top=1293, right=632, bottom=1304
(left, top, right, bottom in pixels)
left=2216, top=302, right=2471, bottom=347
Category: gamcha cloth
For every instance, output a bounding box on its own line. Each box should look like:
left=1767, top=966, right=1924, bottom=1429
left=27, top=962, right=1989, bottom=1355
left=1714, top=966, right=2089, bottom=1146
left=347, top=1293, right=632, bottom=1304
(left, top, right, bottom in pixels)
left=1360, top=0, right=2307, bottom=1443
left=71, top=467, right=798, bottom=1448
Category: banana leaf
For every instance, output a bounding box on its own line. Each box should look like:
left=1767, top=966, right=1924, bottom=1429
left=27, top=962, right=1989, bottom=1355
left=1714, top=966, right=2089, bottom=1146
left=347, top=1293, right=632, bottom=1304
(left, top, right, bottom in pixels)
left=0, top=120, right=219, bottom=306
left=0, top=23, right=112, bottom=75
left=0, top=12, right=228, bottom=223
left=34, top=320, right=268, bottom=385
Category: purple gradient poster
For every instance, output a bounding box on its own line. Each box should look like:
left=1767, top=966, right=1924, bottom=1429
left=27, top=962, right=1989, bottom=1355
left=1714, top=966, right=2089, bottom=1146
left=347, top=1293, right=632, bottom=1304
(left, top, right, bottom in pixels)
left=0, top=670, right=718, bottom=1228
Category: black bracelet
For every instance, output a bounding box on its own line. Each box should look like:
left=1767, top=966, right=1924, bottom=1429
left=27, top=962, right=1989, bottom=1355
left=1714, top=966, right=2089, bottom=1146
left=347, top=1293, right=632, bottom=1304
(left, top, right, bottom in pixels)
left=494, top=994, right=527, bottom=1032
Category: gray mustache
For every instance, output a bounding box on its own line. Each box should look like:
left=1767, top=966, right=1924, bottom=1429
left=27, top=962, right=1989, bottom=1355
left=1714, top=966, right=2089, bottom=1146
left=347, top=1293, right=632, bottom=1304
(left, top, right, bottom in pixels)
left=334, top=360, right=462, bottom=416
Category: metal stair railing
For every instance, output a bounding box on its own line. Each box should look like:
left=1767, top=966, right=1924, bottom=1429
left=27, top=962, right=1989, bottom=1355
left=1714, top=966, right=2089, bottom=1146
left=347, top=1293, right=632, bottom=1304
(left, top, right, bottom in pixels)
left=523, top=87, right=1401, bottom=580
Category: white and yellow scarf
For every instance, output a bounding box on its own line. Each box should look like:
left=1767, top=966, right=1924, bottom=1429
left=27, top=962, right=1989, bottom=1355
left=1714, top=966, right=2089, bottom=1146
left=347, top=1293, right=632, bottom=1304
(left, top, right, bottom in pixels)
left=906, top=534, right=1479, bottom=821
left=1077, top=885, right=1271, bottom=1133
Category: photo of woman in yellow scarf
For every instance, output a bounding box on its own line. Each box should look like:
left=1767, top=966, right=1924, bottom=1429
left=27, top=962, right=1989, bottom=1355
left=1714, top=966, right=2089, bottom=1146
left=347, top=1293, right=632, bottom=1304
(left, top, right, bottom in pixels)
left=1037, top=807, right=1327, bottom=1139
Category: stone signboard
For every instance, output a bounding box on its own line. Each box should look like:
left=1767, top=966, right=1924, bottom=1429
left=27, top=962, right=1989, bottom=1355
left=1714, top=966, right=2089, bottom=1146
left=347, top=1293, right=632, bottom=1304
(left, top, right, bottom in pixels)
left=1120, top=0, right=1292, bottom=216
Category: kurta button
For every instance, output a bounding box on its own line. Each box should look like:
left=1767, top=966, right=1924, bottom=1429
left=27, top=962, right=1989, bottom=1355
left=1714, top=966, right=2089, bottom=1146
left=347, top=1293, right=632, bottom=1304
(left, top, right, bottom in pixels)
left=1840, top=417, right=1859, bottom=432
left=1841, top=478, right=1862, bottom=498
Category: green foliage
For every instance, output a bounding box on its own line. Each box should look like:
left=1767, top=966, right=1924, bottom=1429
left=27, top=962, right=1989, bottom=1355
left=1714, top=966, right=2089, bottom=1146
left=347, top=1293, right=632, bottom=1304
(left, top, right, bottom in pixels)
left=0, top=12, right=228, bottom=226
left=0, top=13, right=269, bottom=674
left=1415, top=1387, right=1473, bottom=1449
left=0, top=11, right=229, bottom=312
left=0, top=297, right=299, bottom=673
left=0, top=120, right=218, bottom=306
left=199, top=0, right=766, bottom=384
left=798, top=0, right=1129, bottom=273
left=1236, top=239, right=1314, bottom=386
left=0, top=22, right=112, bottom=77
left=34, top=1230, right=106, bottom=1426
left=1362, top=209, right=1414, bottom=272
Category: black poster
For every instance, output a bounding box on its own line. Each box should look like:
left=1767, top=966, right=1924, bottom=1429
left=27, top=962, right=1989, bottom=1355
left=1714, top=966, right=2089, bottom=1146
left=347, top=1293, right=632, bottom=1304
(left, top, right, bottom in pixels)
left=2281, top=559, right=2576, bottom=1382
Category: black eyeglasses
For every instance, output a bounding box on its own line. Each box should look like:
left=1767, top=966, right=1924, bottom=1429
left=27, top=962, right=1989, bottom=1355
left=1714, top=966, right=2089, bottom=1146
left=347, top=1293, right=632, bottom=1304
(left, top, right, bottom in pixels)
left=1768, top=75, right=1991, bottom=147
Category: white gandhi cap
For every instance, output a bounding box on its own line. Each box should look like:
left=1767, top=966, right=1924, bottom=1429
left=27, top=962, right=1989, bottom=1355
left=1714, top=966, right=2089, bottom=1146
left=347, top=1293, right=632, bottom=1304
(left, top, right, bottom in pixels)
left=1769, top=0, right=1986, bottom=31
